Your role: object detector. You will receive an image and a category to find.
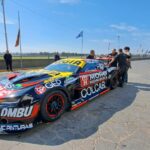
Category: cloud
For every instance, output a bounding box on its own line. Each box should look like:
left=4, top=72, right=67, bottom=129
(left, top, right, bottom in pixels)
left=48, top=0, right=80, bottom=4
left=0, top=12, right=15, bottom=25
left=110, top=23, right=138, bottom=32
left=52, top=11, right=74, bottom=16
left=89, top=39, right=114, bottom=44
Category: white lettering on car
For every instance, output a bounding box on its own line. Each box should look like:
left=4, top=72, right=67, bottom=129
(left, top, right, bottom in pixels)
left=81, top=82, right=106, bottom=99
left=80, top=71, right=108, bottom=87
left=0, top=123, right=33, bottom=132
left=0, top=106, right=33, bottom=118
left=45, top=80, right=61, bottom=89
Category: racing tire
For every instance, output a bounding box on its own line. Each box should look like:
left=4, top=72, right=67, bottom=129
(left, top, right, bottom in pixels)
left=110, top=75, right=118, bottom=89
left=40, top=90, right=68, bottom=122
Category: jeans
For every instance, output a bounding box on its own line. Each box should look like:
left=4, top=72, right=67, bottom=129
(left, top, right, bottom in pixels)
left=124, top=67, right=129, bottom=83
left=118, top=67, right=126, bottom=87
left=6, top=61, right=13, bottom=71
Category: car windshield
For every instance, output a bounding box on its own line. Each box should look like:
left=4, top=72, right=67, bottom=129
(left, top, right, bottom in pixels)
left=44, top=63, right=79, bottom=73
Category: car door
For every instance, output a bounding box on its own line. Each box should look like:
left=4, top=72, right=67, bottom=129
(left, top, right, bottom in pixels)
left=78, top=61, right=107, bottom=100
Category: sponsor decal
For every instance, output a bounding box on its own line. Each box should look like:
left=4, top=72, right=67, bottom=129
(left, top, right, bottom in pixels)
left=81, top=82, right=106, bottom=99
left=0, top=123, right=33, bottom=132
left=45, top=80, right=61, bottom=89
left=35, top=85, right=46, bottom=95
left=80, top=75, right=90, bottom=87
left=97, top=63, right=105, bottom=70
left=5, top=83, right=15, bottom=90
left=0, top=106, right=33, bottom=118
left=0, top=79, right=15, bottom=90
left=56, top=59, right=85, bottom=68
left=80, top=71, right=107, bottom=87
left=44, top=72, right=73, bottom=84
left=0, top=89, right=14, bottom=98
left=0, top=85, right=4, bottom=91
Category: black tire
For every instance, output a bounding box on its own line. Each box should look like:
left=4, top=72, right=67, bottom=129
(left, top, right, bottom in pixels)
left=40, top=90, right=68, bottom=122
left=110, top=75, right=118, bottom=89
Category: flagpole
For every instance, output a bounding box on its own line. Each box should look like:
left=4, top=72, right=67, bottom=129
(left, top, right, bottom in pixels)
left=81, top=33, right=83, bottom=58
left=18, top=11, right=23, bottom=68
left=1, top=0, right=9, bottom=51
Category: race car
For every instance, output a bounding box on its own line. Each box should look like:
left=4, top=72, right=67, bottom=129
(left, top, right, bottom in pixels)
left=0, top=58, right=118, bottom=133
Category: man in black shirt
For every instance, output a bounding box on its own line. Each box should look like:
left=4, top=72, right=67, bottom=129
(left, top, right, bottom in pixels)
left=109, top=49, right=127, bottom=87
left=87, top=50, right=95, bottom=59
left=3, top=50, right=13, bottom=71
left=54, top=52, right=60, bottom=61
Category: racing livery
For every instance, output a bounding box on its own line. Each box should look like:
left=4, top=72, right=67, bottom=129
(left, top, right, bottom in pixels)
left=0, top=58, right=118, bottom=133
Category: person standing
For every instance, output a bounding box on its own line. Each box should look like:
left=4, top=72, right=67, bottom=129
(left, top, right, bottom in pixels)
left=109, top=49, right=127, bottom=87
left=108, top=49, right=118, bottom=67
left=3, top=50, right=13, bottom=71
left=54, top=52, right=60, bottom=61
left=124, top=47, right=132, bottom=83
left=87, top=50, right=95, bottom=59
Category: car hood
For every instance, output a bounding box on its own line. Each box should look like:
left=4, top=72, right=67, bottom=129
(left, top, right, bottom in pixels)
left=0, top=69, right=73, bottom=92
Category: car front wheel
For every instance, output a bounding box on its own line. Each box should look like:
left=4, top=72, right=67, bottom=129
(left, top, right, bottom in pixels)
left=40, top=90, right=68, bottom=122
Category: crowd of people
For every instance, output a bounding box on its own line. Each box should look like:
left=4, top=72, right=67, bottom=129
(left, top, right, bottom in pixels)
left=86, top=47, right=132, bottom=87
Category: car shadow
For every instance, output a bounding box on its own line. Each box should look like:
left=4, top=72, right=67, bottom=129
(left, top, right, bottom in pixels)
left=0, top=82, right=149, bottom=146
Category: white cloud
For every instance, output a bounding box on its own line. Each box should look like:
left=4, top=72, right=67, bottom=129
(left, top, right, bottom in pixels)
left=89, top=39, right=114, bottom=44
left=48, top=0, right=80, bottom=4
left=59, top=0, right=80, bottom=4
left=0, top=12, right=15, bottom=25
left=110, top=23, right=138, bottom=32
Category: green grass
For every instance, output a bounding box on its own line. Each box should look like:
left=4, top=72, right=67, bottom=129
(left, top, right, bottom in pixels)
left=0, top=56, right=85, bottom=60
left=0, top=56, right=56, bottom=60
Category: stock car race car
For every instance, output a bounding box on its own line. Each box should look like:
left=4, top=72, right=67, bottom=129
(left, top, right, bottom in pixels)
left=0, top=58, right=118, bottom=133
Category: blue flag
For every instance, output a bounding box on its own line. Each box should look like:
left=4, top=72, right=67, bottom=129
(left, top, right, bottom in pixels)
left=76, top=31, right=83, bottom=39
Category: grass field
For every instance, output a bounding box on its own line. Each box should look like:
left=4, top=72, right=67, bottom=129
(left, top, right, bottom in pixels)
left=0, top=56, right=61, bottom=60
left=0, top=56, right=85, bottom=60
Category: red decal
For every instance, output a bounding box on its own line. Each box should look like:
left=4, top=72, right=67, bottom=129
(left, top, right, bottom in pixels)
left=0, top=87, right=15, bottom=99
left=35, top=85, right=46, bottom=95
left=71, top=101, right=88, bottom=111
left=80, top=75, right=90, bottom=87
left=22, top=81, right=42, bottom=87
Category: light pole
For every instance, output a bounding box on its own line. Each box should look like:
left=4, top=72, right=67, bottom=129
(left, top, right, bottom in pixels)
left=108, top=42, right=111, bottom=54
left=117, top=35, right=120, bottom=49
left=1, top=0, right=9, bottom=51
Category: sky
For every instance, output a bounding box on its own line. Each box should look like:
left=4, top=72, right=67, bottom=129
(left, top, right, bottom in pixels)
left=0, top=0, right=150, bottom=54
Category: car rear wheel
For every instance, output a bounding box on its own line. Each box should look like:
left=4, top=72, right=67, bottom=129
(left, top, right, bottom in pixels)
left=40, top=90, right=68, bottom=122
left=110, top=76, right=118, bottom=89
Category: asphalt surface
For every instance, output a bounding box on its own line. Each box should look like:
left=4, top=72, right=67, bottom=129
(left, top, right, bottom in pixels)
left=0, top=60, right=150, bottom=150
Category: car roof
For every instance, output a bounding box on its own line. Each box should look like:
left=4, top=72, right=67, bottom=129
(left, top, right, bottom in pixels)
left=55, top=58, right=103, bottom=68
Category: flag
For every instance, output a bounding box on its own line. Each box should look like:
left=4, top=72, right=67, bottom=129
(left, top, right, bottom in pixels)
left=15, top=29, right=20, bottom=47
left=1, top=0, right=4, bottom=6
left=76, top=31, right=83, bottom=39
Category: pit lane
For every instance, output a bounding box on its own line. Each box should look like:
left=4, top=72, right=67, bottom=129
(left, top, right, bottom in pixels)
left=0, top=60, right=150, bottom=150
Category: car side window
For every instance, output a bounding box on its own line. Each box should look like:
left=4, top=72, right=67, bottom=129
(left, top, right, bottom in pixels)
left=82, top=63, right=98, bottom=72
